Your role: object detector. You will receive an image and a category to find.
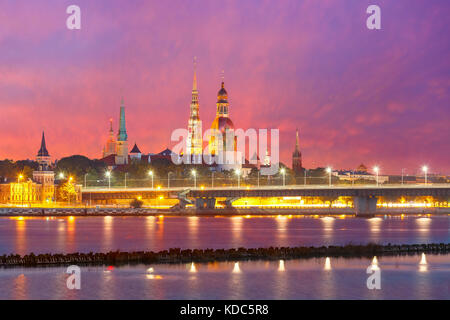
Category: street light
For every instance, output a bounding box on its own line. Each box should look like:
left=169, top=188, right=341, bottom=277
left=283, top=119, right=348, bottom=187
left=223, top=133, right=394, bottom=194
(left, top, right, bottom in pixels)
left=18, top=174, right=24, bottom=207
left=105, top=171, right=111, bottom=189
left=84, top=173, right=88, bottom=188
left=148, top=170, right=154, bottom=189
left=18, top=174, right=24, bottom=183
left=168, top=172, right=174, bottom=189
left=211, top=171, right=214, bottom=188
left=280, top=168, right=286, bottom=187
left=59, top=172, right=65, bottom=180
left=235, top=169, right=241, bottom=188
left=401, top=168, right=406, bottom=185
left=373, top=166, right=379, bottom=187
left=326, top=167, right=332, bottom=187
left=191, top=170, right=197, bottom=188
left=422, top=166, right=428, bottom=185
left=124, top=173, right=128, bottom=189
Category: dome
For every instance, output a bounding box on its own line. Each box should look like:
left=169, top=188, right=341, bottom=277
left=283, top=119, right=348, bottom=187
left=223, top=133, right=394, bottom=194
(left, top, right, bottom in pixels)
left=217, top=82, right=228, bottom=101
left=211, top=116, right=234, bottom=133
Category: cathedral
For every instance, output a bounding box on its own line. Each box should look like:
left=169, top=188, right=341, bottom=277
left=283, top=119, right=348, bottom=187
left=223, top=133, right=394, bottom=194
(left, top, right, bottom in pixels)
left=101, top=98, right=129, bottom=166
left=292, top=128, right=303, bottom=174
left=186, top=59, right=203, bottom=159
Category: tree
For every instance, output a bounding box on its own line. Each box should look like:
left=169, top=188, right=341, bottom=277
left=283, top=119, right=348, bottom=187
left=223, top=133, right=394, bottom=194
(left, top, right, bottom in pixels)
left=58, top=182, right=77, bottom=202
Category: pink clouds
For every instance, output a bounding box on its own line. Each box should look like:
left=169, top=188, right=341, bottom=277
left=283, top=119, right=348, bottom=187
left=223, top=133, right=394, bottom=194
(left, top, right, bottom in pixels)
left=0, top=0, right=448, bottom=174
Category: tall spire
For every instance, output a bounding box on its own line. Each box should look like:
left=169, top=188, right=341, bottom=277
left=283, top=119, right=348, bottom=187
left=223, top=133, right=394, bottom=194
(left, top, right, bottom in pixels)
left=37, top=131, right=49, bottom=157
left=193, top=56, right=198, bottom=91
left=117, top=97, right=127, bottom=142
left=295, top=128, right=300, bottom=151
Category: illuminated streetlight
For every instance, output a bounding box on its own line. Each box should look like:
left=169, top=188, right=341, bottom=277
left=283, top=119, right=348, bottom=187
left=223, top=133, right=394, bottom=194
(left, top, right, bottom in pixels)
left=280, top=168, right=286, bottom=187
left=105, top=171, right=111, bottom=189
left=148, top=170, right=154, bottom=189
left=59, top=172, right=65, bottom=179
left=235, top=169, right=241, bottom=188
left=373, top=166, right=379, bottom=187
left=18, top=174, right=24, bottom=183
left=326, top=167, right=332, bottom=187
left=422, top=166, right=428, bottom=186
left=191, top=170, right=197, bottom=188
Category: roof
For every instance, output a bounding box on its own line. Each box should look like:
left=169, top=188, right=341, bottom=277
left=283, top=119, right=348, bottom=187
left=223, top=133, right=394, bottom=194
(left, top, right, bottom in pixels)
left=37, top=132, right=49, bottom=157
left=130, top=143, right=141, bottom=154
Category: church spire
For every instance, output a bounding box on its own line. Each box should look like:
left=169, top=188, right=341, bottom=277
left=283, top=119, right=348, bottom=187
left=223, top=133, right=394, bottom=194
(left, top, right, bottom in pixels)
left=192, top=56, right=198, bottom=91
left=37, top=131, right=49, bottom=157
left=117, top=97, right=128, bottom=142
left=295, top=128, right=300, bottom=152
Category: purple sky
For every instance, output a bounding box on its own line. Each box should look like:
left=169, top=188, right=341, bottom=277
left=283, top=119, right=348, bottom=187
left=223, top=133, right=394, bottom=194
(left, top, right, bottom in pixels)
left=0, top=0, right=449, bottom=174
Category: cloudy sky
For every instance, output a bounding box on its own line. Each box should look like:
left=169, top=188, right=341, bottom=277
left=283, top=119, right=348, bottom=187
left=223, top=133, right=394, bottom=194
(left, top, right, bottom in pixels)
left=0, top=0, right=448, bottom=174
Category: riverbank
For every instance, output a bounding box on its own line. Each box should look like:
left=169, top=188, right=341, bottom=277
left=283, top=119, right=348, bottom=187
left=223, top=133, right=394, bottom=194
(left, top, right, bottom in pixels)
left=0, top=243, right=448, bottom=267
left=0, top=206, right=448, bottom=217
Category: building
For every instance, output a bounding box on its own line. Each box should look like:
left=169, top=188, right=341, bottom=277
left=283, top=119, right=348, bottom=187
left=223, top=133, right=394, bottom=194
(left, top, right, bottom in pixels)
left=32, top=132, right=55, bottom=203
left=103, top=119, right=116, bottom=158
left=292, top=129, right=303, bottom=174
left=100, top=98, right=129, bottom=166
left=208, top=80, right=242, bottom=172
left=130, top=143, right=142, bottom=161
left=0, top=132, right=56, bottom=205
left=186, top=59, right=203, bottom=159
left=115, top=98, right=129, bottom=165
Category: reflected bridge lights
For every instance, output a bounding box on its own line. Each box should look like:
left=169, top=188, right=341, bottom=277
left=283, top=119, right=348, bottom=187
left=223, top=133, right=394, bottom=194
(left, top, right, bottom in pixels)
left=278, top=260, right=285, bottom=272
left=189, top=262, right=197, bottom=273
left=419, top=253, right=428, bottom=272
left=371, top=256, right=379, bottom=271
left=324, top=257, right=332, bottom=271
left=232, top=262, right=241, bottom=273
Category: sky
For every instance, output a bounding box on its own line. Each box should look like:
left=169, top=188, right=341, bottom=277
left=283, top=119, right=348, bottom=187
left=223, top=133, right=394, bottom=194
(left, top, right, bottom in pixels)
left=0, top=0, right=448, bottom=175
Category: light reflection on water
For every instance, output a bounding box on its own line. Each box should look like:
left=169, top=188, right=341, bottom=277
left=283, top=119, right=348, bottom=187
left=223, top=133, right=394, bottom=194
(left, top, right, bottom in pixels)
left=0, top=254, right=448, bottom=300
left=0, top=215, right=448, bottom=255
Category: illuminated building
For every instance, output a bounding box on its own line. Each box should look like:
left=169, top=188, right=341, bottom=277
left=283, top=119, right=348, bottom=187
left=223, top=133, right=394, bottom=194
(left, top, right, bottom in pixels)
left=292, top=128, right=303, bottom=174
left=103, top=119, right=116, bottom=158
left=186, top=58, right=203, bottom=159
left=32, top=131, right=55, bottom=203
left=115, top=97, right=129, bottom=165
left=209, top=79, right=242, bottom=171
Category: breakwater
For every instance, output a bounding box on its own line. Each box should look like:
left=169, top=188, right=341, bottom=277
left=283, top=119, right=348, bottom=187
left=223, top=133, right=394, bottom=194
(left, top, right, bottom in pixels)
left=0, top=243, right=448, bottom=267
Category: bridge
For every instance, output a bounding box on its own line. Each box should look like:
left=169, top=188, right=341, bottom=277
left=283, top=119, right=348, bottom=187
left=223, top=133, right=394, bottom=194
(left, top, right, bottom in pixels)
left=82, top=184, right=450, bottom=215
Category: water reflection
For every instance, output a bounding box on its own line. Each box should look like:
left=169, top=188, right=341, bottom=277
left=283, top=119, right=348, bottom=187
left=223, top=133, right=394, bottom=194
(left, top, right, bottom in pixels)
left=324, top=257, right=332, bottom=271
left=416, top=217, right=431, bottom=238
left=14, top=218, right=26, bottom=254
left=321, top=217, right=334, bottom=241
left=278, top=260, right=285, bottom=272
left=189, top=262, right=197, bottom=273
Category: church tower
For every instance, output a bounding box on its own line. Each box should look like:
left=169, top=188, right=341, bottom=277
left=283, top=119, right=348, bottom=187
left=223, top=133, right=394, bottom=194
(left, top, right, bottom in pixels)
left=103, top=119, right=116, bottom=158
left=33, top=131, right=55, bottom=202
left=115, top=98, right=129, bottom=165
left=292, top=128, right=303, bottom=174
left=187, top=58, right=203, bottom=157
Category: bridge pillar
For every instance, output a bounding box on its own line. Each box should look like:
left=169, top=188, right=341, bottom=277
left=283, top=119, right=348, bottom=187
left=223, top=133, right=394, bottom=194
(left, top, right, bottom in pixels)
left=353, top=196, right=378, bottom=216
left=225, top=197, right=240, bottom=209
left=195, top=198, right=216, bottom=210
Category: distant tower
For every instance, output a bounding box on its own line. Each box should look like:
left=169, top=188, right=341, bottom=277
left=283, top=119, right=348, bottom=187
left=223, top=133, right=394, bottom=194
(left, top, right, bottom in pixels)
left=33, top=131, right=55, bottom=202
left=36, top=131, right=51, bottom=170
left=292, top=128, right=303, bottom=174
left=209, top=75, right=235, bottom=156
left=103, top=119, right=116, bottom=158
left=115, top=98, right=129, bottom=165
left=187, top=57, right=203, bottom=157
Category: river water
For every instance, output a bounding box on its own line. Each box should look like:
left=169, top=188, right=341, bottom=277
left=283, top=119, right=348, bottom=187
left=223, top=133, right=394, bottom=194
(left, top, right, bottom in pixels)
left=0, top=215, right=448, bottom=255
left=0, top=215, right=448, bottom=299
